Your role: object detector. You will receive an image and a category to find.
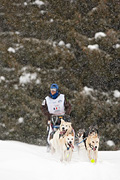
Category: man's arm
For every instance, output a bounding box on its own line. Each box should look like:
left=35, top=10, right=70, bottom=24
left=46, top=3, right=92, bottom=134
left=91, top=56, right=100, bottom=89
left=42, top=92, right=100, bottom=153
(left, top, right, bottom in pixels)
left=41, top=99, right=51, bottom=122
left=64, top=97, right=71, bottom=115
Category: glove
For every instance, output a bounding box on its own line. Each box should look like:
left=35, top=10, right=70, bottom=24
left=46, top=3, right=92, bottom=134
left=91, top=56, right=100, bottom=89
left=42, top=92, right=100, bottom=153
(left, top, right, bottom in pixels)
left=47, top=120, right=51, bottom=125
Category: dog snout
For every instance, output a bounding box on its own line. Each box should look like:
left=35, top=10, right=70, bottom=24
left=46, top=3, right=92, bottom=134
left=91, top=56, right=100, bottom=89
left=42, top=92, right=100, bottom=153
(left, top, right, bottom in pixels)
left=95, top=146, right=97, bottom=149
left=69, top=141, right=72, bottom=144
left=62, top=127, right=65, bottom=130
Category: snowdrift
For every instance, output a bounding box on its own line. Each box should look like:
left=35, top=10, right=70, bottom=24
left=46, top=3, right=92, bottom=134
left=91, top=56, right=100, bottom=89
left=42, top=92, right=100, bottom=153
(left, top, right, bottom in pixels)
left=0, top=140, right=119, bottom=180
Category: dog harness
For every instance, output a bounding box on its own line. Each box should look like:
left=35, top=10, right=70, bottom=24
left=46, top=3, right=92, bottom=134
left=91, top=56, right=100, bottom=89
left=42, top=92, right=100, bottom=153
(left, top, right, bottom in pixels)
left=77, top=137, right=87, bottom=146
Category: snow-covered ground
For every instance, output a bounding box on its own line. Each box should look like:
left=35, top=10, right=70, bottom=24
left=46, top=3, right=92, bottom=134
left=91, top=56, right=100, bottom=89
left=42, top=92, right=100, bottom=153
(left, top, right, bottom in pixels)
left=0, top=140, right=119, bottom=180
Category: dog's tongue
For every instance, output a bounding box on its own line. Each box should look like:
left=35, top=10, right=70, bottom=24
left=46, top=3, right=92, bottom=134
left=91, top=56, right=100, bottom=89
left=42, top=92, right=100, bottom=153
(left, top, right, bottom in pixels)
left=69, top=143, right=74, bottom=149
left=60, top=130, right=66, bottom=135
left=93, top=147, right=96, bottom=151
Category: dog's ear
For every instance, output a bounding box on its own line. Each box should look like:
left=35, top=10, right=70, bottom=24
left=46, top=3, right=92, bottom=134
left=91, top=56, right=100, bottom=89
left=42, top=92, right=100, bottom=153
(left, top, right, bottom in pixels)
left=71, top=132, right=74, bottom=137
left=89, top=125, right=93, bottom=131
left=60, top=119, right=64, bottom=124
left=94, top=125, right=98, bottom=129
left=94, top=125, right=98, bottom=133
left=93, top=133, right=98, bottom=138
left=67, top=121, right=72, bottom=126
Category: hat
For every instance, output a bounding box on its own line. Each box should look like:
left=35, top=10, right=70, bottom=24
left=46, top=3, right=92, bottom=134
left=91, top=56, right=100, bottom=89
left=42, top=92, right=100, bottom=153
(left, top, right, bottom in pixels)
left=50, top=83, right=59, bottom=90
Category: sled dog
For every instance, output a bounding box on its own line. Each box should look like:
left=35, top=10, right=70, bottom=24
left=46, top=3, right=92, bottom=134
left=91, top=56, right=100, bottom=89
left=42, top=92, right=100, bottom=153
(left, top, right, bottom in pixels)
left=86, top=132, right=99, bottom=163
left=60, top=133, right=74, bottom=162
left=50, top=119, right=73, bottom=154
left=77, top=129, right=86, bottom=153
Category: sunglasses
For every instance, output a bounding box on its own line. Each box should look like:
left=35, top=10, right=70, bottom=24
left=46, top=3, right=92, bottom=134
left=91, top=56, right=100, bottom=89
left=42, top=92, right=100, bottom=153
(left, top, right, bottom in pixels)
left=50, top=88, right=57, bottom=92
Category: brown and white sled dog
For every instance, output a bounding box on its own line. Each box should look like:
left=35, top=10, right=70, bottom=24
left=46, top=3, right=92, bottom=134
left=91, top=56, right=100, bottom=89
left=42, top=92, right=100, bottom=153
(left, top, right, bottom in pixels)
left=50, top=119, right=73, bottom=154
left=59, top=133, right=74, bottom=162
left=86, top=132, right=99, bottom=163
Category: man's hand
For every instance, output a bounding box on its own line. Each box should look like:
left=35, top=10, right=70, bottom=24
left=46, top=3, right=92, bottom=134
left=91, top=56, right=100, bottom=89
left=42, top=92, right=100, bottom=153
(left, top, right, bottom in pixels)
left=47, top=120, right=51, bottom=125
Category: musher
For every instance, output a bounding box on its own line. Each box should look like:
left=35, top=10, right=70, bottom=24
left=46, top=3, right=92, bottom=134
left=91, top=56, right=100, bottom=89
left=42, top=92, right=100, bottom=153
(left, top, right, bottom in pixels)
left=41, top=83, right=71, bottom=148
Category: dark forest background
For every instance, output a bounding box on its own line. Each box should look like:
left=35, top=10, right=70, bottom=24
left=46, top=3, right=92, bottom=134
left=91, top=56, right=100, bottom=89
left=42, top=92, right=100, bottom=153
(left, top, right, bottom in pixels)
left=0, top=0, right=120, bottom=150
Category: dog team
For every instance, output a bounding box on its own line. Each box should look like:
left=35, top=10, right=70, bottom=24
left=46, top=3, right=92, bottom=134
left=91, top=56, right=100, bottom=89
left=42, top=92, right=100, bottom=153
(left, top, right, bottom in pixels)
left=49, top=119, right=99, bottom=163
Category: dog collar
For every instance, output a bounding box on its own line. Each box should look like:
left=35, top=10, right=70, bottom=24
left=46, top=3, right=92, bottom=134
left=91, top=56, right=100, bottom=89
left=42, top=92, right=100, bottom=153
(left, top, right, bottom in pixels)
left=65, top=143, right=70, bottom=150
left=67, top=147, right=69, bottom=150
left=65, top=143, right=74, bottom=150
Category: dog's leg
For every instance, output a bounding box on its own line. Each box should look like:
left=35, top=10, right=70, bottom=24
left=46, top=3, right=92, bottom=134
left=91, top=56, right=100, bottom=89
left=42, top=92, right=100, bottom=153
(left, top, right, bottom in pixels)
left=51, top=145, right=55, bottom=154
left=65, top=149, right=72, bottom=162
left=64, top=151, right=67, bottom=161
left=60, top=157, right=63, bottom=162
left=78, top=146, right=80, bottom=154
left=66, top=150, right=70, bottom=162
left=64, top=150, right=67, bottom=161
left=60, top=150, right=64, bottom=162
left=69, top=150, right=72, bottom=162
left=94, top=151, right=98, bottom=163
left=50, top=139, right=55, bottom=154
left=88, top=150, right=92, bottom=161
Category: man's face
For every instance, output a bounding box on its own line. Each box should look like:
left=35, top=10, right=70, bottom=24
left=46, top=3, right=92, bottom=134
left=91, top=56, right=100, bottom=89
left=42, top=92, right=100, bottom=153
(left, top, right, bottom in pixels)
left=50, top=89, right=57, bottom=95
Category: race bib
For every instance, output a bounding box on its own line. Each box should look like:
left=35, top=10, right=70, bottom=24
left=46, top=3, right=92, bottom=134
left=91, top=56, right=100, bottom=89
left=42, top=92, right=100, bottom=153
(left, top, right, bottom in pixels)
left=46, top=94, right=65, bottom=115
